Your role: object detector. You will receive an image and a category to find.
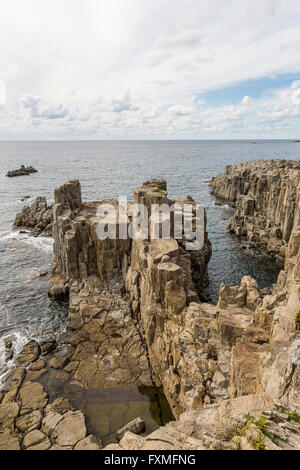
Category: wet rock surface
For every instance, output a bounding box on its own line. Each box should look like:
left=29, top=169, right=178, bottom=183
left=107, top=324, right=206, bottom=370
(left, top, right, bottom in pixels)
left=116, top=416, right=145, bottom=441
left=0, top=353, right=100, bottom=450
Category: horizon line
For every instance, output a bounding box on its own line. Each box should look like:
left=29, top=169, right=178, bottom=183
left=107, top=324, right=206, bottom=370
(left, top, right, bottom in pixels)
left=0, top=138, right=299, bottom=143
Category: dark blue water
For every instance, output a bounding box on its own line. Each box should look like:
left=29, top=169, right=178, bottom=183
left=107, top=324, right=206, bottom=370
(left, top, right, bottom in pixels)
left=0, top=140, right=299, bottom=382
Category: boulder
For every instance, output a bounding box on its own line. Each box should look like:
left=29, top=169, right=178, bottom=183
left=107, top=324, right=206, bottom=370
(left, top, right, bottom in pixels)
left=55, top=411, right=87, bottom=447
left=19, top=382, right=48, bottom=412
left=16, top=340, right=40, bottom=367
left=49, top=345, right=74, bottom=369
left=42, top=412, right=64, bottom=437
left=0, top=430, right=21, bottom=450
left=74, top=435, right=102, bottom=450
left=116, top=417, right=146, bottom=441
left=16, top=410, right=43, bottom=433
left=0, top=402, right=19, bottom=429
left=29, top=359, right=46, bottom=371
left=23, top=430, right=51, bottom=450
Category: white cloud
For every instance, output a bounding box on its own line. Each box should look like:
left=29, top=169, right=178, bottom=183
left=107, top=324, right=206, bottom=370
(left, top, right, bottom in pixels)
left=20, top=94, right=69, bottom=120
left=0, top=0, right=299, bottom=138
left=0, top=81, right=6, bottom=105
left=108, top=92, right=139, bottom=113
left=258, top=84, right=300, bottom=123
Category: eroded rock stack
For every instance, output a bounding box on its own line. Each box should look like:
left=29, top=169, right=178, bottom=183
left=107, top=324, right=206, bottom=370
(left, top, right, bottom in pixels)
left=13, top=197, right=53, bottom=236
left=210, top=160, right=300, bottom=261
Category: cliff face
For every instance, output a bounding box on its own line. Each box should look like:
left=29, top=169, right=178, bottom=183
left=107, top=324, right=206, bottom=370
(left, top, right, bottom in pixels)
left=210, top=160, right=300, bottom=261
left=259, top=226, right=300, bottom=411
left=3, top=166, right=300, bottom=451
left=47, top=172, right=300, bottom=416
left=48, top=178, right=212, bottom=417
left=209, top=160, right=300, bottom=413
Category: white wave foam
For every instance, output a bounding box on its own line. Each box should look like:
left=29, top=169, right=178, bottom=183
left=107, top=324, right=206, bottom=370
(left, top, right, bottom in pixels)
left=0, top=230, right=25, bottom=241
left=0, top=330, right=29, bottom=390
left=24, top=236, right=53, bottom=252
left=212, top=201, right=232, bottom=210
left=0, top=230, right=53, bottom=252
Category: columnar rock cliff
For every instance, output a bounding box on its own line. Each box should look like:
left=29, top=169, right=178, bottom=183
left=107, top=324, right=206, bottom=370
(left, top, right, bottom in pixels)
left=209, top=160, right=300, bottom=413
left=210, top=160, right=300, bottom=261
left=46, top=173, right=300, bottom=419
left=2, top=166, right=300, bottom=451
left=47, top=178, right=212, bottom=418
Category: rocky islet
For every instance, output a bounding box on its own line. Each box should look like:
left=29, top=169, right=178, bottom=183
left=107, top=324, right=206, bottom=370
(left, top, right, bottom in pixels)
left=6, top=165, right=38, bottom=178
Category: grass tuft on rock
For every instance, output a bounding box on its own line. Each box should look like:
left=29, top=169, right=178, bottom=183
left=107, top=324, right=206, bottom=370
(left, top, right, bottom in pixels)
left=295, top=312, right=300, bottom=330
left=153, top=188, right=164, bottom=195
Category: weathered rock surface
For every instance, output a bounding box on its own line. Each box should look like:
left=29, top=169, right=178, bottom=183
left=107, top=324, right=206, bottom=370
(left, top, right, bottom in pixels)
left=209, top=161, right=300, bottom=413
left=1, top=169, right=300, bottom=451
left=13, top=197, right=52, bottom=236
left=47, top=178, right=212, bottom=415
left=6, top=165, right=37, bottom=177
left=16, top=340, right=40, bottom=367
left=19, top=382, right=48, bottom=412
left=0, top=360, right=97, bottom=450
left=23, top=429, right=51, bottom=450
left=16, top=410, right=43, bottom=433
left=74, top=435, right=102, bottom=450
left=104, top=396, right=300, bottom=451
left=0, top=402, right=19, bottom=429
left=116, top=417, right=145, bottom=441
left=0, top=430, right=21, bottom=450
left=210, top=159, right=300, bottom=261
left=54, top=411, right=87, bottom=447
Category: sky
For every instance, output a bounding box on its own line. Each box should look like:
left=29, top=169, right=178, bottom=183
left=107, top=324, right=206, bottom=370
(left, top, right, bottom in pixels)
left=0, top=0, right=300, bottom=140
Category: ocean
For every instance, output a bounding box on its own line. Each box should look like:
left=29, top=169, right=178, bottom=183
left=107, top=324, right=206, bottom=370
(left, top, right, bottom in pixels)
left=0, top=140, right=299, bottom=382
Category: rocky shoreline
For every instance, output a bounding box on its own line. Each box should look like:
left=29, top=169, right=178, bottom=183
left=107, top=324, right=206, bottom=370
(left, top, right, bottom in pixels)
left=210, top=159, right=300, bottom=263
left=1, top=162, right=300, bottom=450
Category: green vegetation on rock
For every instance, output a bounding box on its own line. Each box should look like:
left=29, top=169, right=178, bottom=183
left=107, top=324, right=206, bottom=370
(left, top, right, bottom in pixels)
left=295, top=312, right=300, bottom=330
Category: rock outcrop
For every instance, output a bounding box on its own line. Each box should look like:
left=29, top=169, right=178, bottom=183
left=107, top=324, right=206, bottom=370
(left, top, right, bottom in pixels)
left=47, top=178, right=212, bottom=417
left=13, top=197, right=52, bottom=236
left=105, top=396, right=300, bottom=450
left=210, top=159, right=300, bottom=262
left=6, top=165, right=38, bottom=177
left=116, top=417, right=145, bottom=441
left=208, top=160, right=300, bottom=413
left=0, top=343, right=101, bottom=450
left=2, top=167, right=300, bottom=451
left=1, top=177, right=214, bottom=450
